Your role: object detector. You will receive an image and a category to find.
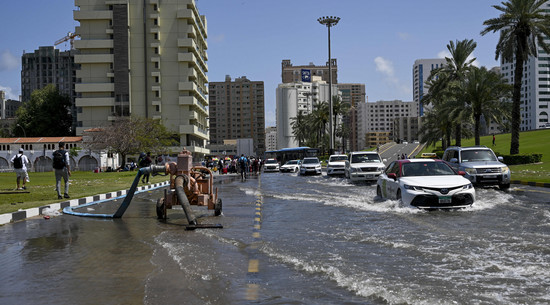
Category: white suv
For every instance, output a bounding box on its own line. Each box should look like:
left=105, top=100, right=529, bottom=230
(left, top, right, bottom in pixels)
left=326, top=154, right=347, bottom=176
left=442, top=146, right=511, bottom=190
left=345, top=151, right=386, bottom=182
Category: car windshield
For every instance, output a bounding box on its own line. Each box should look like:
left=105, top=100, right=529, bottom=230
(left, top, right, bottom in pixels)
left=285, top=160, right=299, bottom=165
left=302, top=158, right=319, bottom=164
left=351, top=154, right=380, bottom=163
left=461, top=150, right=497, bottom=162
left=265, top=159, right=278, bottom=164
left=402, top=162, right=456, bottom=177
left=329, top=156, right=347, bottom=162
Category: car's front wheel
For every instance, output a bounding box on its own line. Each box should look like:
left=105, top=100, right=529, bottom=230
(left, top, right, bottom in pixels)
left=396, top=189, right=402, bottom=203
left=376, top=185, right=382, bottom=198
left=499, top=183, right=510, bottom=191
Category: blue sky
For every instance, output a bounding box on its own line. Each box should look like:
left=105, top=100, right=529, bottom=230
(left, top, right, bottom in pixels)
left=0, top=0, right=503, bottom=127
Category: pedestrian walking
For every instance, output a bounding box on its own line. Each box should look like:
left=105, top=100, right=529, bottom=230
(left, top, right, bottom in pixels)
left=493, top=134, right=496, bottom=146
left=53, top=142, right=71, bottom=199
left=239, top=154, right=247, bottom=179
left=10, top=148, right=30, bottom=190
left=139, top=152, right=153, bottom=183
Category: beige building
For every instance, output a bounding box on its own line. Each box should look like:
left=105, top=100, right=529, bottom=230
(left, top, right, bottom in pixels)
left=281, top=59, right=338, bottom=84
left=393, top=116, right=423, bottom=143
left=338, top=83, right=366, bottom=151
left=365, top=131, right=391, bottom=148
left=73, top=0, right=209, bottom=158
left=208, top=76, right=265, bottom=156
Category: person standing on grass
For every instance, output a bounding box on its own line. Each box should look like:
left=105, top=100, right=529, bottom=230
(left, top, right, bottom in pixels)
left=493, top=134, right=496, bottom=146
left=10, top=148, right=30, bottom=190
left=140, top=152, right=153, bottom=183
left=53, top=142, right=71, bottom=200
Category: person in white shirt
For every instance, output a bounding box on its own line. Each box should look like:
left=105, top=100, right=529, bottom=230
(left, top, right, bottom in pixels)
left=10, top=148, right=30, bottom=190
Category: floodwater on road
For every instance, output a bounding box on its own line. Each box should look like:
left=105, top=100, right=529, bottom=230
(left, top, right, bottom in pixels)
left=1, top=172, right=549, bottom=304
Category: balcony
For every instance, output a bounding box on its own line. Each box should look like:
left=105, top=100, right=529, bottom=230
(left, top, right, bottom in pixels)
left=179, top=96, right=208, bottom=116
left=75, top=97, right=115, bottom=107
left=73, top=10, right=112, bottom=20
left=75, top=83, right=115, bottom=93
left=73, top=39, right=113, bottom=49
left=179, top=124, right=208, bottom=140
left=75, top=54, right=114, bottom=64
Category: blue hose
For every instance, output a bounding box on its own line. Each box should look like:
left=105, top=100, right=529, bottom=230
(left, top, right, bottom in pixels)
left=63, top=166, right=167, bottom=218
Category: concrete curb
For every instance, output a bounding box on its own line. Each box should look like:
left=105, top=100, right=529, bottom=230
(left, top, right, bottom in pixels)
left=511, top=180, right=550, bottom=188
left=0, top=180, right=170, bottom=226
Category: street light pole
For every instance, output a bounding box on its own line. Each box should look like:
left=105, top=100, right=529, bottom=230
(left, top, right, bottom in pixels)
left=16, top=124, right=26, bottom=138
left=318, top=16, right=340, bottom=155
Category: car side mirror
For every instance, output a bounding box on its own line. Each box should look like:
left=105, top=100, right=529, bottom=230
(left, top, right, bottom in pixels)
left=497, top=156, right=504, bottom=161
left=450, top=158, right=458, bottom=163
left=387, top=173, right=397, bottom=180
left=458, top=170, right=466, bottom=176
left=382, top=159, right=387, bottom=163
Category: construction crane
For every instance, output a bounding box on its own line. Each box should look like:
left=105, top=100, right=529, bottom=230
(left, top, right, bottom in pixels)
left=55, top=32, right=78, bottom=50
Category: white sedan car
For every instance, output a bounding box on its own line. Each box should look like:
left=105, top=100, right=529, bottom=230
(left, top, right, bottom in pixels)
left=376, top=159, right=475, bottom=209
left=280, top=160, right=301, bottom=173
left=299, top=157, right=322, bottom=175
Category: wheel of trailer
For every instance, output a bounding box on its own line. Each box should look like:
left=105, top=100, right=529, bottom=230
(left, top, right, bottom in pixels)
left=156, top=198, right=166, bottom=219
left=214, top=198, right=222, bottom=216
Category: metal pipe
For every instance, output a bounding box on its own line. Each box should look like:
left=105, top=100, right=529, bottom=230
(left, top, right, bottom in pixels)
left=174, top=175, right=197, bottom=225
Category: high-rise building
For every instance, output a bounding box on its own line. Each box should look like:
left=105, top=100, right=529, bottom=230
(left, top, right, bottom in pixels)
left=500, top=51, right=550, bottom=130
left=208, top=76, right=265, bottom=156
left=265, top=126, right=277, bottom=152
left=21, top=46, right=79, bottom=131
left=337, top=83, right=366, bottom=151
left=357, top=100, right=419, bottom=148
left=73, top=0, right=209, bottom=157
left=413, top=58, right=445, bottom=116
left=281, top=59, right=337, bottom=84
left=276, top=77, right=340, bottom=149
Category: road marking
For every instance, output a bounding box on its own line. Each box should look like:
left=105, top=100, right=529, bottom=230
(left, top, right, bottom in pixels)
left=246, top=176, right=263, bottom=301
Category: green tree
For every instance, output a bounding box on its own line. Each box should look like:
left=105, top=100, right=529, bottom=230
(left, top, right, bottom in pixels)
left=308, top=102, right=329, bottom=154
left=14, top=84, right=72, bottom=136
left=83, top=116, right=176, bottom=167
left=290, top=111, right=308, bottom=147
left=481, top=0, right=550, bottom=154
left=458, top=66, right=512, bottom=145
left=426, top=39, right=477, bottom=147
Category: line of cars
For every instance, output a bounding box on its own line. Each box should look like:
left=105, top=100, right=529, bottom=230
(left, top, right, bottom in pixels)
left=271, top=145, right=510, bottom=211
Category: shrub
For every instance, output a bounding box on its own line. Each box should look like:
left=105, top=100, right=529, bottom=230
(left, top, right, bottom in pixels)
left=501, top=154, right=543, bottom=165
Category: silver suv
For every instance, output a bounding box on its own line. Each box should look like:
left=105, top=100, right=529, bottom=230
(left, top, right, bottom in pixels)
left=442, top=146, right=511, bottom=190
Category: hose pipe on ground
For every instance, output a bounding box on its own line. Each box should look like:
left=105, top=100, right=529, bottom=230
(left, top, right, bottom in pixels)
left=174, top=174, right=197, bottom=226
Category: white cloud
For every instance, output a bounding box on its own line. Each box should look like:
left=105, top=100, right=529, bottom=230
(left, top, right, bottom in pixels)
left=374, top=56, right=412, bottom=98
left=397, top=32, right=411, bottom=41
left=0, top=50, right=19, bottom=71
left=0, top=85, right=18, bottom=100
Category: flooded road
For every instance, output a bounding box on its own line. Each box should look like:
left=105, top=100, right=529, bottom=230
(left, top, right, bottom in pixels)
left=1, top=173, right=549, bottom=304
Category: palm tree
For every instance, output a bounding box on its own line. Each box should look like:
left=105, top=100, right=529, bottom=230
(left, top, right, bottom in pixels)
left=307, top=102, right=329, bottom=153
left=481, top=0, right=550, bottom=154
left=290, top=112, right=308, bottom=147
left=435, top=39, right=478, bottom=146
left=458, top=66, right=513, bottom=145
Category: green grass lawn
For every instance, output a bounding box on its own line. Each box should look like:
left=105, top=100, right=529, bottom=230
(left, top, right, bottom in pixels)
left=420, top=129, right=550, bottom=183
left=0, top=170, right=168, bottom=214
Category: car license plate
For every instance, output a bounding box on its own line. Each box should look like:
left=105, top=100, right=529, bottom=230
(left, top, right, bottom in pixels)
left=366, top=174, right=373, bottom=178
left=485, top=175, right=497, bottom=178
left=439, top=196, right=452, bottom=204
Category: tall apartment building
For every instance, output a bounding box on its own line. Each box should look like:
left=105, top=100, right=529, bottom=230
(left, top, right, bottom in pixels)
left=265, top=126, right=277, bottom=152
left=21, top=46, right=79, bottom=131
left=208, top=75, right=265, bottom=156
left=73, top=0, right=209, bottom=157
left=413, top=58, right=445, bottom=116
left=282, top=59, right=337, bottom=84
left=276, top=77, right=340, bottom=149
left=338, top=83, right=366, bottom=151
left=500, top=52, right=550, bottom=130
left=357, top=100, right=419, bottom=148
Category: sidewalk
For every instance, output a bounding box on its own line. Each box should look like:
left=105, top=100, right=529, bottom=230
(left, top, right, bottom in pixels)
left=511, top=180, right=550, bottom=188
left=0, top=180, right=170, bottom=226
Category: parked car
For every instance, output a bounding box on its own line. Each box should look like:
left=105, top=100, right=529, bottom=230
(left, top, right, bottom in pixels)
left=326, top=154, right=347, bottom=176
left=299, top=157, right=322, bottom=175
left=377, top=159, right=475, bottom=209
left=442, top=146, right=511, bottom=190
left=344, top=151, right=386, bottom=182
left=280, top=159, right=301, bottom=173
left=263, top=158, right=280, bottom=172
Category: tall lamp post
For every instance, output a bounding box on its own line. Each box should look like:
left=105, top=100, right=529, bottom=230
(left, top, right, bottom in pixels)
left=318, top=16, right=340, bottom=155
left=16, top=124, right=26, bottom=138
